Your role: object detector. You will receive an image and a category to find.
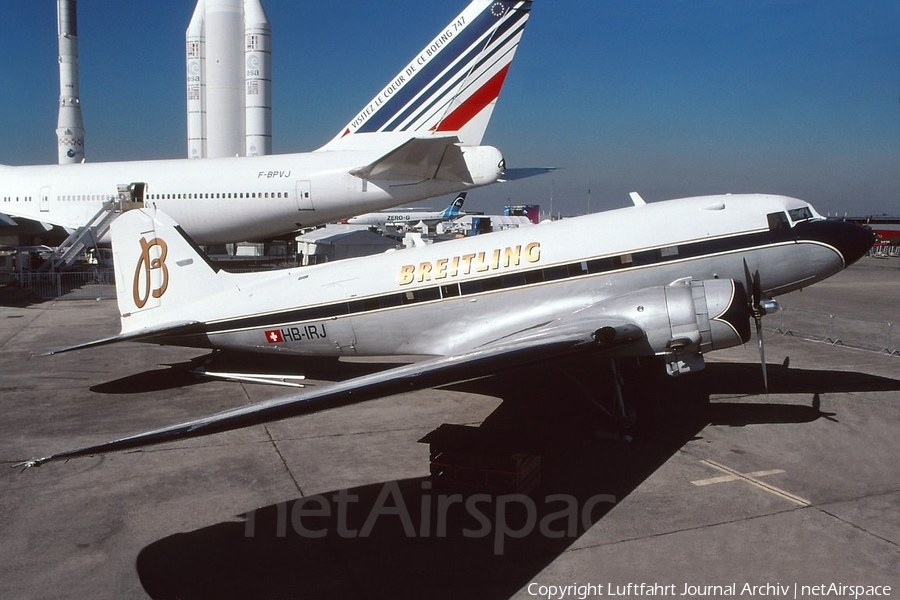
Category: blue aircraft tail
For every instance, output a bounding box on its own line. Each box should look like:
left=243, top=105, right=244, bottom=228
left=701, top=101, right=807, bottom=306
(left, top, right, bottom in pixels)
left=441, top=193, right=467, bottom=218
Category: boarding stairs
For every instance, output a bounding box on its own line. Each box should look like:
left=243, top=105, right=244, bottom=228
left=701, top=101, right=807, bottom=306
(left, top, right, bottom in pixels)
left=39, top=183, right=145, bottom=272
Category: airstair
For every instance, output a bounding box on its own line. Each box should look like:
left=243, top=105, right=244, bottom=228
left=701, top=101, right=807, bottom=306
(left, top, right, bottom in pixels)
left=40, top=183, right=145, bottom=272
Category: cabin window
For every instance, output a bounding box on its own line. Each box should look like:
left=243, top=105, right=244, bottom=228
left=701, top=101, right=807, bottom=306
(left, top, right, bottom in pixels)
left=542, top=265, right=569, bottom=281
left=613, top=254, right=633, bottom=268
left=440, top=283, right=460, bottom=298
left=524, top=270, right=544, bottom=285
left=568, top=261, right=589, bottom=277
left=362, top=298, right=380, bottom=312
left=632, top=249, right=660, bottom=266
left=481, top=277, right=503, bottom=292
left=459, top=279, right=486, bottom=295
left=661, top=245, right=679, bottom=258
left=379, top=294, right=403, bottom=309
left=767, top=212, right=790, bottom=231
left=500, top=272, right=527, bottom=288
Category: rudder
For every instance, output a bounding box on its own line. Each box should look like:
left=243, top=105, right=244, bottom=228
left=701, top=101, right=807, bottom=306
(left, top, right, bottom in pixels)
left=443, top=193, right=467, bottom=217
left=111, top=208, right=228, bottom=334
left=323, top=0, right=533, bottom=148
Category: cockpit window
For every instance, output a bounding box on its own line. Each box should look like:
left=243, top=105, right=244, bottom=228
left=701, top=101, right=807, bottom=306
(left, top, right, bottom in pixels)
left=767, top=211, right=790, bottom=231
left=788, top=207, right=814, bottom=223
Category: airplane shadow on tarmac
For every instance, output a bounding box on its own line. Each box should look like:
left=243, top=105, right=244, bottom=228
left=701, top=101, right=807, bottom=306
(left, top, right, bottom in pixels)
left=132, top=358, right=899, bottom=600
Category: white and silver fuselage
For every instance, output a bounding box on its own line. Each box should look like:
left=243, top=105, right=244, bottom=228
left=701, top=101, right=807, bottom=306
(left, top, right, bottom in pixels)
left=137, top=194, right=873, bottom=357
left=0, top=145, right=501, bottom=244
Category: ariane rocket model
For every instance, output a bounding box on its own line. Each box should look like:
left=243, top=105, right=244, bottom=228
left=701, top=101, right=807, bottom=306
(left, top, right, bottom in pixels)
left=56, top=0, right=85, bottom=164
left=186, top=0, right=271, bottom=159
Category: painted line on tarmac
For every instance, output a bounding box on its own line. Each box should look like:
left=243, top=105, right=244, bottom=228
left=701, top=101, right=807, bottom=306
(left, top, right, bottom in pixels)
left=693, top=460, right=810, bottom=507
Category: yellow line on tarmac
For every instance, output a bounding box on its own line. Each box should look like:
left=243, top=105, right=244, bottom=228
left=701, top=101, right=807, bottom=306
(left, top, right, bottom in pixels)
left=697, top=460, right=810, bottom=506
left=691, top=468, right=785, bottom=487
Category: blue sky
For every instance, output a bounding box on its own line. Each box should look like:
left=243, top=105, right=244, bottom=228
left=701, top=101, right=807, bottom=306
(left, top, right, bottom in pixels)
left=1, top=0, right=898, bottom=217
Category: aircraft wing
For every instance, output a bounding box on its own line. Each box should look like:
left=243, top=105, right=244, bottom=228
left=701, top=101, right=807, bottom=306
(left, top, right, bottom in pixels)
left=349, top=136, right=473, bottom=183
left=18, top=314, right=645, bottom=468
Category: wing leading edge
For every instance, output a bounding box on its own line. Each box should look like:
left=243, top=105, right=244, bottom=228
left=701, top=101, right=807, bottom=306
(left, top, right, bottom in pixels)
left=18, top=318, right=644, bottom=468
left=20, top=276, right=754, bottom=468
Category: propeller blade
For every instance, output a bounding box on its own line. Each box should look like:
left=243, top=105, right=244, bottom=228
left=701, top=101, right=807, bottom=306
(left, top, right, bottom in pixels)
left=753, top=269, right=762, bottom=310
left=756, top=315, right=768, bottom=393
left=743, top=259, right=754, bottom=304
left=744, top=259, right=768, bottom=393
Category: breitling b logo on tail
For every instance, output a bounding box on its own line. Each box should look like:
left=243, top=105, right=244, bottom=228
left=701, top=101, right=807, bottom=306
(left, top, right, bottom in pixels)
left=133, top=236, right=169, bottom=309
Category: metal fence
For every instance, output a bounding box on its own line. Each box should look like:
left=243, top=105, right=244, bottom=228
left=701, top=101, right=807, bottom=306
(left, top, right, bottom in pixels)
left=1, top=269, right=117, bottom=301
left=773, top=307, right=898, bottom=356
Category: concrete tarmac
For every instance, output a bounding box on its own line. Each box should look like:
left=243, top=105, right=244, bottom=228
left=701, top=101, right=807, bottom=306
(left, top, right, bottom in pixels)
left=1, top=258, right=898, bottom=600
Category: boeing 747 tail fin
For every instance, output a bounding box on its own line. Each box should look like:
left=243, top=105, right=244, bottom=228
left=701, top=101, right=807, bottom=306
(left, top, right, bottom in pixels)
left=322, top=0, right=533, bottom=149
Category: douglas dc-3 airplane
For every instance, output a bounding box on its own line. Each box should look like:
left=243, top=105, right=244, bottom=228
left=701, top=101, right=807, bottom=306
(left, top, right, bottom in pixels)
left=344, top=192, right=468, bottom=229
left=0, top=0, right=533, bottom=245
left=20, top=193, right=874, bottom=467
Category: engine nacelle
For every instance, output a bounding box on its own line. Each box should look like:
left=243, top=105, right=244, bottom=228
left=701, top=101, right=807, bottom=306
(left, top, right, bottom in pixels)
left=597, top=279, right=752, bottom=375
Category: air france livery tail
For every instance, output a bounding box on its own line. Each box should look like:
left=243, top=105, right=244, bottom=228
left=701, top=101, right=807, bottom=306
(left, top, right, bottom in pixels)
left=323, top=0, right=533, bottom=148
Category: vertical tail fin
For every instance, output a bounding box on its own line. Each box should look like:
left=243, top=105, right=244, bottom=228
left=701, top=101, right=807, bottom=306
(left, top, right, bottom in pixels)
left=323, top=0, right=533, bottom=148
left=111, top=208, right=229, bottom=335
left=442, top=193, right=467, bottom=218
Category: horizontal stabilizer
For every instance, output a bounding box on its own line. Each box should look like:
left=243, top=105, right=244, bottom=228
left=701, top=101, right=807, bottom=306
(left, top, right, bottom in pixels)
left=498, top=167, right=558, bottom=182
left=350, top=136, right=472, bottom=183
left=42, top=321, right=204, bottom=356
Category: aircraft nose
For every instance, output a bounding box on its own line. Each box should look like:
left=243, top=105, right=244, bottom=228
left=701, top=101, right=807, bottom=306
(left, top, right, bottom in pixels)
left=832, top=219, right=877, bottom=267
left=793, top=219, right=876, bottom=268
